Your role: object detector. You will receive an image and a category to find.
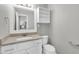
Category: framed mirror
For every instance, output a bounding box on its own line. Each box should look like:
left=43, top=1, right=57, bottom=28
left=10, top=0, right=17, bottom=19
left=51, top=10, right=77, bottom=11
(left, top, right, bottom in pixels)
left=15, top=12, right=28, bottom=31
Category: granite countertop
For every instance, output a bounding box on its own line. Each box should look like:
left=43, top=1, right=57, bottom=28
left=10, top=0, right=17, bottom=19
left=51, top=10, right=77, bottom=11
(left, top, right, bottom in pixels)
left=0, top=34, right=41, bottom=46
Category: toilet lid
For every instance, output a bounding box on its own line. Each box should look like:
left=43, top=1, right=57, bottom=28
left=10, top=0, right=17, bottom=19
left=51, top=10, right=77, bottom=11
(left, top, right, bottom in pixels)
left=43, top=44, right=55, bottom=51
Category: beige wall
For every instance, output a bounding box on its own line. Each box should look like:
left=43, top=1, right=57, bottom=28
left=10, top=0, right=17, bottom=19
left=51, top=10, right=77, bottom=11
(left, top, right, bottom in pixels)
left=48, top=4, right=79, bottom=54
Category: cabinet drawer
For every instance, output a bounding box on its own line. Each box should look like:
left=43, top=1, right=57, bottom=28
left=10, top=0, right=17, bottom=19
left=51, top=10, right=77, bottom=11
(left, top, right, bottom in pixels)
left=1, top=45, right=16, bottom=54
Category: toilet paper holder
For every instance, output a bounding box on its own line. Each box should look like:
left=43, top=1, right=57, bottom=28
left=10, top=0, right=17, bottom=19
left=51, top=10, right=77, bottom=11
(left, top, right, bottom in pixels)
left=69, top=41, right=79, bottom=47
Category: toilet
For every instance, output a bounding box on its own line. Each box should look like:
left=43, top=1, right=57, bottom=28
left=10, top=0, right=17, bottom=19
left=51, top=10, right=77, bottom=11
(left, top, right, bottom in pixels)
left=41, top=36, right=56, bottom=54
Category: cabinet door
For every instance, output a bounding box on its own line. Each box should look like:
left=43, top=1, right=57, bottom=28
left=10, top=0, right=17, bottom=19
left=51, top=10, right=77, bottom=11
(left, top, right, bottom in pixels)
left=26, top=46, right=42, bottom=54
left=37, top=7, right=50, bottom=23
left=26, top=39, right=42, bottom=54
left=0, top=5, right=9, bottom=39
left=1, top=44, right=16, bottom=54
left=15, top=39, right=42, bottom=54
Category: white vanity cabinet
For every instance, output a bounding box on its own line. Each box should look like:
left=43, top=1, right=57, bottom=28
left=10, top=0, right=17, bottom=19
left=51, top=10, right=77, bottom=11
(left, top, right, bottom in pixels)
left=0, top=4, right=37, bottom=39
left=0, top=39, right=42, bottom=54
left=1, top=44, right=16, bottom=54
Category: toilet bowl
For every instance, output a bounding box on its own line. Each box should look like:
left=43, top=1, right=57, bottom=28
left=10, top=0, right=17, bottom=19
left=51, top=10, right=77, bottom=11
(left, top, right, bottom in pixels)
left=43, top=44, right=56, bottom=54
left=41, top=36, right=56, bottom=54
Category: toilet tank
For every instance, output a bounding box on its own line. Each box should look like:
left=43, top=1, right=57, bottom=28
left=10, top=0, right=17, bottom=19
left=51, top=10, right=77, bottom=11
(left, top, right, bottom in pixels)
left=40, top=36, right=48, bottom=45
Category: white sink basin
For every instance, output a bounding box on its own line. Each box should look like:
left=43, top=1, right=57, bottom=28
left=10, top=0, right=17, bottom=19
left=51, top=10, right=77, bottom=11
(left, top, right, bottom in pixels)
left=16, top=37, right=33, bottom=41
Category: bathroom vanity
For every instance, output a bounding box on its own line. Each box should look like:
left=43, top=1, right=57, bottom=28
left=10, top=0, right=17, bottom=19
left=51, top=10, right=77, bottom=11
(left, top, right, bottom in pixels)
left=0, top=34, right=42, bottom=54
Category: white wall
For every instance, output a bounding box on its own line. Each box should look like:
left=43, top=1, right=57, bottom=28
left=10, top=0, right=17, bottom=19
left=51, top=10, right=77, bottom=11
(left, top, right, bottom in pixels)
left=48, top=4, right=79, bottom=54
left=37, top=24, right=50, bottom=35
left=0, top=4, right=11, bottom=39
